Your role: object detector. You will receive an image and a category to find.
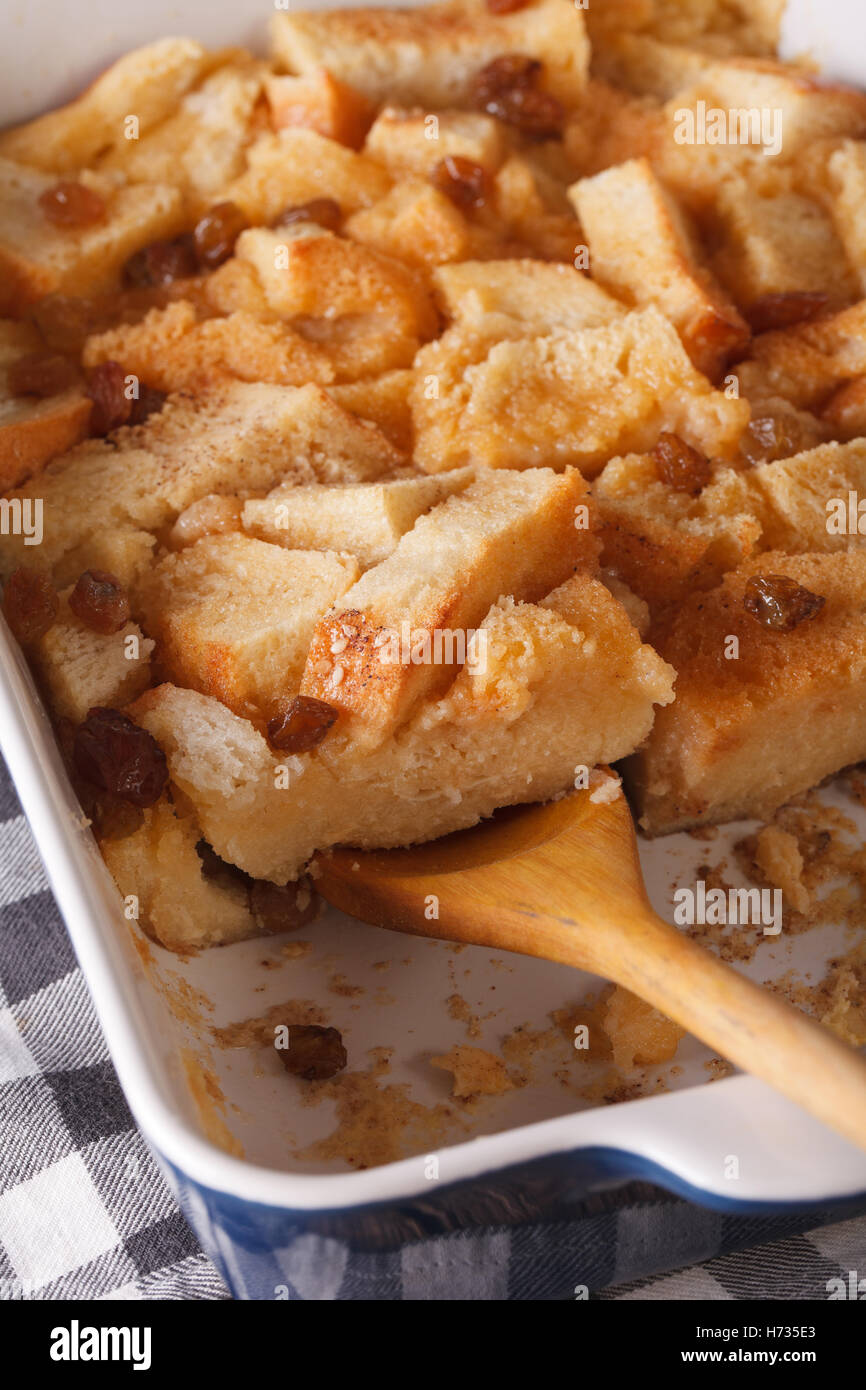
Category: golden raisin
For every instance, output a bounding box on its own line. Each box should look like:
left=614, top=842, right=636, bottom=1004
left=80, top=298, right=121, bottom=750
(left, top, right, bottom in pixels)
left=86, top=361, right=131, bottom=435
left=68, top=570, right=130, bottom=635
left=73, top=708, right=168, bottom=808
left=745, top=292, right=829, bottom=335
left=651, top=432, right=712, bottom=495
left=276, top=198, right=342, bottom=231
left=474, top=55, right=563, bottom=136
left=192, top=201, right=248, bottom=269
left=39, top=181, right=106, bottom=228
left=276, top=1024, right=347, bottom=1081
left=249, top=878, right=319, bottom=935
left=430, top=156, right=489, bottom=210
left=267, top=695, right=338, bottom=752
left=123, top=237, right=197, bottom=289
left=2, top=568, right=59, bottom=644
left=743, top=574, right=826, bottom=631
left=7, top=353, right=79, bottom=398
left=475, top=54, right=540, bottom=101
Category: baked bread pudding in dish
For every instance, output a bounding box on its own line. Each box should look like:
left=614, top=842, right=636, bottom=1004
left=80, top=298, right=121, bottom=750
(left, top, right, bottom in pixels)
left=4, top=0, right=866, bottom=954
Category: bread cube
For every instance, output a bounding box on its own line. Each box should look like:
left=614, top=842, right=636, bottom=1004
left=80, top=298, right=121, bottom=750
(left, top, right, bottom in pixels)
left=243, top=468, right=475, bottom=567
left=364, top=107, right=506, bottom=178
left=223, top=127, right=391, bottom=224
left=235, top=226, right=438, bottom=376
left=412, top=306, right=750, bottom=476
left=594, top=452, right=761, bottom=606
left=630, top=550, right=866, bottom=832
left=344, top=181, right=475, bottom=269
left=735, top=299, right=866, bottom=413
left=431, top=259, right=624, bottom=335
left=30, top=593, right=153, bottom=723
left=96, top=61, right=266, bottom=204
left=269, top=0, right=589, bottom=108
left=327, top=371, right=415, bottom=452
left=139, top=535, right=360, bottom=718
left=54, top=526, right=157, bottom=595
left=135, top=380, right=406, bottom=495
left=0, top=160, right=185, bottom=314
left=570, top=158, right=749, bottom=377
left=822, top=140, right=866, bottom=296
left=0, top=383, right=402, bottom=579
left=490, top=153, right=583, bottom=262
left=823, top=377, right=866, bottom=439
left=132, top=574, right=673, bottom=882
left=264, top=69, right=375, bottom=148
left=129, top=684, right=311, bottom=882
left=711, top=175, right=858, bottom=308
left=748, top=440, right=866, bottom=553
left=83, top=301, right=335, bottom=393
left=100, top=798, right=258, bottom=951
left=0, top=38, right=214, bottom=172
left=0, top=320, right=91, bottom=490
left=587, top=1, right=784, bottom=60
left=300, top=466, right=599, bottom=744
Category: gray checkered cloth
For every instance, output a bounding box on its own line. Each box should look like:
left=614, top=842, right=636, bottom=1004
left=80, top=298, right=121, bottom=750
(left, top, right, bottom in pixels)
left=1, top=753, right=865, bottom=1301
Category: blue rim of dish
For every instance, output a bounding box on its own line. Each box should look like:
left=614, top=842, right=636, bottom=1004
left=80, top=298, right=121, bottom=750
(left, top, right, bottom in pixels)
left=162, top=1143, right=866, bottom=1243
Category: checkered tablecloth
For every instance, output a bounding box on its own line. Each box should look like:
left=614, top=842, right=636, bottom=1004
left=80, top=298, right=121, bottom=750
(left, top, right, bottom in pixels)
left=1, top=752, right=865, bottom=1301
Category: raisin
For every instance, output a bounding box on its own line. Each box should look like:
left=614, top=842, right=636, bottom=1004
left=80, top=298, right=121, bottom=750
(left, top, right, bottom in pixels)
left=83, top=786, right=145, bottom=841
left=7, top=352, right=79, bottom=398
left=743, top=574, right=826, bottom=631
left=73, top=708, right=168, bottom=807
left=192, top=201, right=248, bottom=269
left=39, top=180, right=106, bottom=228
left=473, top=55, right=563, bottom=136
left=276, top=1024, right=347, bottom=1081
left=267, top=695, right=338, bottom=752
left=68, top=569, right=130, bottom=635
left=475, top=54, right=541, bottom=104
left=740, top=412, right=818, bottom=466
left=128, top=383, right=167, bottom=426
left=195, top=840, right=250, bottom=887
left=123, top=237, right=197, bottom=289
left=488, top=84, right=564, bottom=136
left=2, top=568, right=58, bottom=644
left=276, top=198, right=342, bottom=232
left=651, top=432, right=712, bottom=495
left=487, top=0, right=529, bottom=10
left=745, top=292, right=829, bottom=335
left=430, top=156, right=489, bottom=210
left=86, top=361, right=131, bottom=435
left=249, top=877, right=318, bottom=935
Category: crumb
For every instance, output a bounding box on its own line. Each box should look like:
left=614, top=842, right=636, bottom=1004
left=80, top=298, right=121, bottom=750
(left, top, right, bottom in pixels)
left=328, top=972, right=364, bottom=997
left=754, top=825, right=810, bottom=914
left=281, top=940, right=312, bottom=959
left=589, top=768, right=622, bottom=804
left=212, top=999, right=326, bottom=1047
left=447, top=992, right=482, bottom=1039
left=430, top=1044, right=515, bottom=1099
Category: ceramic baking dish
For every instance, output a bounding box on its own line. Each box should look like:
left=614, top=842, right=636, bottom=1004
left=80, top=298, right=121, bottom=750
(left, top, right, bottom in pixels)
left=2, top=0, right=866, bottom=1301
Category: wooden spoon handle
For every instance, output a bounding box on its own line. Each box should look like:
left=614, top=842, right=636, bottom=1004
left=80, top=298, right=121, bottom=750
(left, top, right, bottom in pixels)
left=540, top=901, right=866, bottom=1154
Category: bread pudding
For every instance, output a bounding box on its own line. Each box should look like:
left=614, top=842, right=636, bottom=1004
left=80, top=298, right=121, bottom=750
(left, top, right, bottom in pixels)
left=4, top=0, right=866, bottom=951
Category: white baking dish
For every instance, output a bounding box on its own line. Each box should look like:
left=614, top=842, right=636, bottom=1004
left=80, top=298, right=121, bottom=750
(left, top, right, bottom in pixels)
left=2, top=0, right=866, bottom=1300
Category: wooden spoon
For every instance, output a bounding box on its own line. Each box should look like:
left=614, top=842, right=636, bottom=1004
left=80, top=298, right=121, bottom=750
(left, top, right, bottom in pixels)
left=316, top=778, right=866, bottom=1153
